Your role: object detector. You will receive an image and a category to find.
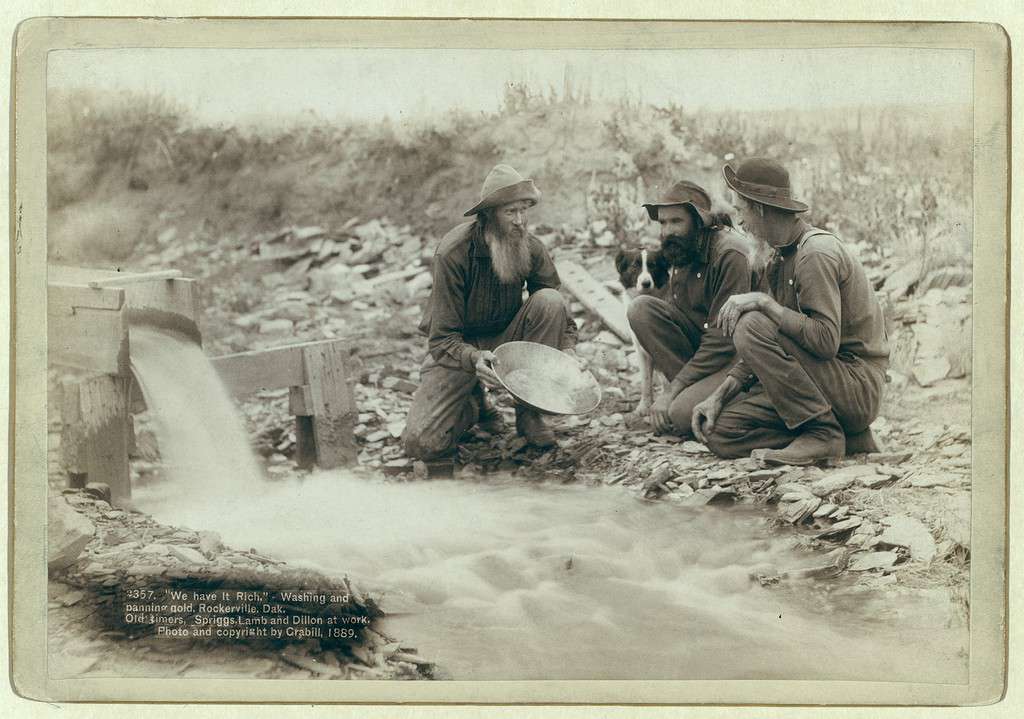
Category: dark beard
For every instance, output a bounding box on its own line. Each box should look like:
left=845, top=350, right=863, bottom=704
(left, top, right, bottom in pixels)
left=485, top=226, right=532, bottom=284
left=660, top=231, right=703, bottom=267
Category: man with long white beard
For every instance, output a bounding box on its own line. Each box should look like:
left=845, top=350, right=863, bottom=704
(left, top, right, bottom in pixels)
left=402, top=165, right=578, bottom=460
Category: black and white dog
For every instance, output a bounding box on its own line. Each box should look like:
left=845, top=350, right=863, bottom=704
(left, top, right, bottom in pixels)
left=614, top=247, right=671, bottom=415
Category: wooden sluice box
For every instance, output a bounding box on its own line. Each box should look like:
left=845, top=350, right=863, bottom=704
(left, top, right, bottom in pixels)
left=48, top=265, right=357, bottom=505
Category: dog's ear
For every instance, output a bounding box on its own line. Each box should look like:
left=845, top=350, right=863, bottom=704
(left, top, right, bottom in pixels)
left=614, top=249, right=629, bottom=273
left=649, top=249, right=669, bottom=272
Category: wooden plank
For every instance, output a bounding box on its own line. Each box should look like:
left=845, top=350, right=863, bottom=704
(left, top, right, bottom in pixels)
left=48, top=305, right=129, bottom=376
left=556, top=260, right=631, bottom=342
left=210, top=339, right=350, bottom=397
left=301, top=341, right=358, bottom=468
left=88, top=270, right=183, bottom=288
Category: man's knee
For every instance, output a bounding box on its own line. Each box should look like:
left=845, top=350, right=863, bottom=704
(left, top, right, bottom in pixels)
left=732, top=311, right=778, bottom=358
left=626, top=295, right=665, bottom=334
left=527, top=288, right=567, bottom=316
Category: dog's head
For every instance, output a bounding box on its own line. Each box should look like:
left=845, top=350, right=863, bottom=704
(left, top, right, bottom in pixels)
left=615, top=248, right=669, bottom=292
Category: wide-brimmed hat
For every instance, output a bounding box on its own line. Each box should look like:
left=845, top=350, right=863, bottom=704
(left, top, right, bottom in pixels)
left=642, top=180, right=714, bottom=226
left=722, top=157, right=808, bottom=213
left=463, top=164, right=541, bottom=217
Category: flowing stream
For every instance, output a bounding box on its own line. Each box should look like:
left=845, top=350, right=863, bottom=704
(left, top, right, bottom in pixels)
left=129, top=327, right=967, bottom=682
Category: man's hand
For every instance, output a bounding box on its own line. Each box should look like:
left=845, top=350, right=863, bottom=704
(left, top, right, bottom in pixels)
left=649, top=394, right=673, bottom=434
left=717, top=291, right=771, bottom=337
left=691, top=394, right=724, bottom=444
left=474, top=350, right=501, bottom=389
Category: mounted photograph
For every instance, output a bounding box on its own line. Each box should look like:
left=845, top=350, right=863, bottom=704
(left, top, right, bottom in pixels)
left=10, top=17, right=1008, bottom=706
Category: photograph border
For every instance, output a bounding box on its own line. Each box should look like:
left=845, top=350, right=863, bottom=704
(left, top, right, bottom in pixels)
left=9, top=15, right=1010, bottom=706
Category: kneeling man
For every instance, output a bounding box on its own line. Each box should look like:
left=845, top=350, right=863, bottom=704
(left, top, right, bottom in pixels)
left=403, top=164, right=577, bottom=459
left=693, top=158, right=889, bottom=465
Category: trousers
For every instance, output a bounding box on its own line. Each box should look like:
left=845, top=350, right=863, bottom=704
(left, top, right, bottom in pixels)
left=626, top=295, right=733, bottom=437
left=402, top=288, right=571, bottom=460
left=705, top=311, right=886, bottom=459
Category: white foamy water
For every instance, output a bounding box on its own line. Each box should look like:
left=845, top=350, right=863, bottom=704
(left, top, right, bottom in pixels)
left=128, top=327, right=966, bottom=681
left=129, top=327, right=265, bottom=507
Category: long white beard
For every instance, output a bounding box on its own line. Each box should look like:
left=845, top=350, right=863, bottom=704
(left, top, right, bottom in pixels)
left=485, top=228, right=532, bottom=284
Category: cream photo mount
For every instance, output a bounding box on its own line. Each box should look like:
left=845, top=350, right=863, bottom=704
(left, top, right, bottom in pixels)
left=9, top=16, right=1009, bottom=705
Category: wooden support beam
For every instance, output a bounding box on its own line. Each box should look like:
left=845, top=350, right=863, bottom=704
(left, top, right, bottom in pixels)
left=555, top=259, right=632, bottom=342
left=210, top=339, right=351, bottom=398
left=60, top=375, right=132, bottom=504
left=300, top=341, right=358, bottom=468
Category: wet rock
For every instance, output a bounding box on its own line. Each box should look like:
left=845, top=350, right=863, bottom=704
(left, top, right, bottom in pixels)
left=848, top=551, right=899, bottom=572
left=877, top=515, right=937, bottom=562
left=858, top=469, right=897, bottom=489
left=775, top=482, right=814, bottom=498
left=682, top=486, right=736, bottom=506
left=810, top=465, right=876, bottom=496
left=813, top=503, right=837, bottom=519
left=780, top=497, right=820, bottom=524
left=48, top=496, right=96, bottom=572
left=816, top=516, right=863, bottom=540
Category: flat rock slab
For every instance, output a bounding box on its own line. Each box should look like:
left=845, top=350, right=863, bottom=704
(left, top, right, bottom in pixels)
left=877, top=514, right=937, bottom=562
left=816, top=516, right=863, bottom=539
left=48, top=497, right=96, bottom=572
left=848, top=551, right=900, bottom=572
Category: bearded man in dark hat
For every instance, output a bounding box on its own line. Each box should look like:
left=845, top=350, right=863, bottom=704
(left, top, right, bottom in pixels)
left=691, top=157, right=890, bottom=465
left=402, top=164, right=578, bottom=460
left=626, top=180, right=754, bottom=436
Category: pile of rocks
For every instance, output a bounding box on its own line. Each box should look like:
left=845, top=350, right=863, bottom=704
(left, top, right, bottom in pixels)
left=47, top=489, right=435, bottom=680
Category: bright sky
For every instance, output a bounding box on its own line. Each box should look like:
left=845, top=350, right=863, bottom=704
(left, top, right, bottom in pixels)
left=48, top=47, right=973, bottom=126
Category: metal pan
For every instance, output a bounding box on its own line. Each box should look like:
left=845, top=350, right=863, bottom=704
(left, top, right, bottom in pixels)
left=492, top=341, right=602, bottom=416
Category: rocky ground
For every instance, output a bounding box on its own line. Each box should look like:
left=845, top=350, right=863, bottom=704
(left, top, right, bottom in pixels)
left=46, top=215, right=974, bottom=679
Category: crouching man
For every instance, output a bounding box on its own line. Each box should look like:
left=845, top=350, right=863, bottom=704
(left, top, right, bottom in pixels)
left=692, top=158, right=889, bottom=465
left=627, top=180, right=753, bottom=436
left=402, top=164, right=578, bottom=460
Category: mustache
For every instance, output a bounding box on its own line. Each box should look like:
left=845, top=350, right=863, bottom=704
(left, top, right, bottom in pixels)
left=660, top=234, right=701, bottom=263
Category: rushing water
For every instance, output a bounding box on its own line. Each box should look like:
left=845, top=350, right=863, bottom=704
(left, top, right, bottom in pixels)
left=129, top=327, right=968, bottom=682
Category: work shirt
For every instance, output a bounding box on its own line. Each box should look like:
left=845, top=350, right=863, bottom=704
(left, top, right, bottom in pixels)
left=668, top=227, right=753, bottom=388
left=728, top=221, right=889, bottom=384
left=419, top=220, right=577, bottom=371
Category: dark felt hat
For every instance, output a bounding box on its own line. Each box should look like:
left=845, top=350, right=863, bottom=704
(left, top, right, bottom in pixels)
left=642, top=180, right=714, bottom=226
left=722, top=157, right=808, bottom=213
left=464, top=164, right=541, bottom=217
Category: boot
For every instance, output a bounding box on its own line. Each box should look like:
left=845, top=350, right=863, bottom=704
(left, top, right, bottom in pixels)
left=761, top=410, right=845, bottom=466
left=844, top=427, right=880, bottom=455
left=515, top=406, right=556, bottom=448
left=475, top=387, right=506, bottom=435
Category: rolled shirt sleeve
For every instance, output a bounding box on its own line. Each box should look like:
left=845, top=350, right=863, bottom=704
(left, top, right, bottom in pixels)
left=673, top=248, right=751, bottom=388
left=779, top=243, right=843, bottom=360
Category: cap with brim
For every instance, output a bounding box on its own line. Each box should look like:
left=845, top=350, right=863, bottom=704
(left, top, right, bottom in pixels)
left=464, top=164, right=542, bottom=217
left=642, top=180, right=714, bottom=226
left=722, top=159, right=808, bottom=213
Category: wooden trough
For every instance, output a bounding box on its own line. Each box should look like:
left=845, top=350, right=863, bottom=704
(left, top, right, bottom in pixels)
left=48, top=265, right=356, bottom=505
